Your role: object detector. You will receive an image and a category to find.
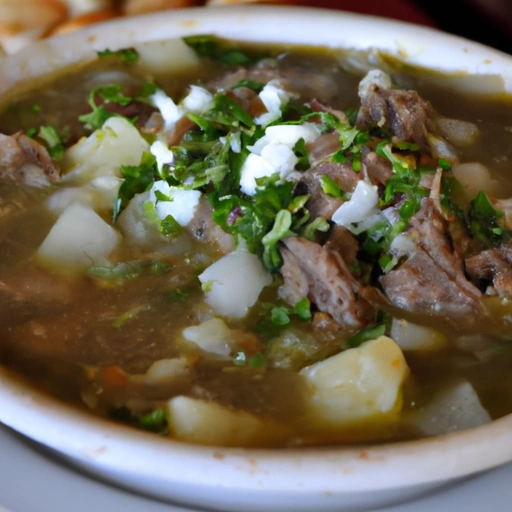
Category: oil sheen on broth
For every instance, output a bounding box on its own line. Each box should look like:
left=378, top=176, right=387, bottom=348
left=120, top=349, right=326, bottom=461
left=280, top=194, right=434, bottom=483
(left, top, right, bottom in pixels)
left=1, top=37, right=512, bottom=447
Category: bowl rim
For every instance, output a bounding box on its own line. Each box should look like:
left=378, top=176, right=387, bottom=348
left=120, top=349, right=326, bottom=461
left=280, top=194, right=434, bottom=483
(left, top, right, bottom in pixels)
left=2, top=3, right=512, bottom=496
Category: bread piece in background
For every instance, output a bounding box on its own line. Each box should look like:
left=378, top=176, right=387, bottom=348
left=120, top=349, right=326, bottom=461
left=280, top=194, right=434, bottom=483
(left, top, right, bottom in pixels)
left=0, top=0, right=67, bottom=53
left=50, top=9, right=119, bottom=36
left=206, top=0, right=294, bottom=4
left=63, top=0, right=114, bottom=17
left=123, top=0, right=200, bottom=16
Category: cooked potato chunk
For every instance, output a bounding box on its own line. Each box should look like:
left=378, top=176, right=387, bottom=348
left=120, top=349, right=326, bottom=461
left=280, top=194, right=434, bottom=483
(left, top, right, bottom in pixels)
left=198, top=249, right=272, bottom=319
left=62, top=117, right=149, bottom=184
left=167, top=396, right=265, bottom=446
left=36, top=202, right=121, bottom=274
left=300, top=336, right=409, bottom=426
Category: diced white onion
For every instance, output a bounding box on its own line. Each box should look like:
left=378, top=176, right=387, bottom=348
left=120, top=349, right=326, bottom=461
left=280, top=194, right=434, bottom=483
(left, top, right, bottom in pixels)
left=390, top=233, right=417, bottom=258
left=182, top=85, right=213, bottom=113
left=149, top=89, right=181, bottom=129
left=239, top=153, right=276, bottom=196
left=149, top=181, right=201, bottom=227
left=255, top=80, right=292, bottom=126
left=150, top=140, right=174, bottom=174
left=198, top=250, right=272, bottom=319
left=331, top=180, right=379, bottom=227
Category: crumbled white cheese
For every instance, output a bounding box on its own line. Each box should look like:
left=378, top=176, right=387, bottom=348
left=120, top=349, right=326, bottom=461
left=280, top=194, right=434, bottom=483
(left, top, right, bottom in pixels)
left=149, top=89, right=181, bottom=129
left=240, top=123, right=321, bottom=196
left=331, top=180, right=379, bottom=228
left=198, top=249, right=272, bottom=319
left=255, top=80, right=292, bottom=126
left=149, top=181, right=201, bottom=226
left=390, top=233, right=417, bottom=258
left=150, top=85, right=213, bottom=131
left=249, top=124, right=321, bottom=154
left=239, top=154, right=276, bottom=196
left=182, top=85, right=213, bottom=113
left=150, top=140, right=174, bottom=174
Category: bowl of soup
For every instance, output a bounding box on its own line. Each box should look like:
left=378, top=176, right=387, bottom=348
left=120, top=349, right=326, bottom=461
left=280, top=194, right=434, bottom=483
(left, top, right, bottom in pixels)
left=2, top=5, right=512, bottom=511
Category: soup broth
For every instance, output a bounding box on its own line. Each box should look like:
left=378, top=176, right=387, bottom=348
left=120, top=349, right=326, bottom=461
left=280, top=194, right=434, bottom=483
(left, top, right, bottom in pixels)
left=1, top=38, right=512, bottom=447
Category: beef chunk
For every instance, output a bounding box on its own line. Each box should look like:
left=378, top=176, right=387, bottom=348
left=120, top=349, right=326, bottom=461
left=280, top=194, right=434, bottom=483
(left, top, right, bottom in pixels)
left=279, top=237, right=373, bottom=329
left=299, top=161, right=361, bottom=219
left=0, top=132, right=60, bottom=187
left=361, top=146, right=393, bottom=186
left=324, top=224, right=359, bottom=266
left=102, top=100, right=158, bottom=130
left=356, top=71, right=459, bottom=163
left=381, top=199, right=483, bottom=320
left=466, top=245, right=512, bottom=296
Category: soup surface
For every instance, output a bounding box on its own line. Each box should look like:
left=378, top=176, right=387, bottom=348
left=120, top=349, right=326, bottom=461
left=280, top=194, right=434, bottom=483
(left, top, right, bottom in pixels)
left=2, top=37, right=512, bottom=447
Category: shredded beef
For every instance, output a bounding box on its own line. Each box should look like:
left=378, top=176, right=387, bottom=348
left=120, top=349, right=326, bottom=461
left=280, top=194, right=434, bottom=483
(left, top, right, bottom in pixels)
left=381, top=198, right=483, bottom=320
left=279, top=237, right=373, bottom=329
left=0, top=132, right=60, bottom=187
left=324, top=224, right=359, bottom=266
left=466, top=245, right=512, bottom=296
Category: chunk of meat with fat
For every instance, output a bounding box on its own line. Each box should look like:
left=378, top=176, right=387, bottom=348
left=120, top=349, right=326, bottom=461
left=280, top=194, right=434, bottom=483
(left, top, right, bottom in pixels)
left=381, top=199, right=483, bottom=321
left=0, top=132, right=60, bottom=187
left=356, top=71, right=460, bottom=163
left=299, top=161, right=361, bottom=220
left=466, top=245, right=512, bottom=296
left=279, top=237, right=373, bottom=329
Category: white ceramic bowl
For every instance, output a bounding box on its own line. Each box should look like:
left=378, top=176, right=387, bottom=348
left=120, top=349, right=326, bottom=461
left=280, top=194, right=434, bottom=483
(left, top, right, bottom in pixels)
left=2, top=6, right=512, bottom=512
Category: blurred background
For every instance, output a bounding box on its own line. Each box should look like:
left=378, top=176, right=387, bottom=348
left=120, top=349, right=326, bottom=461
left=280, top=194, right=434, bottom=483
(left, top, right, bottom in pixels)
left=0, top=0, right=510, bottom=55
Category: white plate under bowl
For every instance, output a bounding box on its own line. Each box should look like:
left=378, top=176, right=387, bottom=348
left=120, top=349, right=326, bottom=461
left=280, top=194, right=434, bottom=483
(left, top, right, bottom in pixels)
left=1, top=6, right=512, bottom=512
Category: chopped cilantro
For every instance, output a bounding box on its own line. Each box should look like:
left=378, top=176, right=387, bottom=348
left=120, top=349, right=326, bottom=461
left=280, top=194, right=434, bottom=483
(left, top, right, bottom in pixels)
left=320, top=175, right=343, bottom=198
left=114, top=151, right=158, bottom=221
left=231, top=80, right=265, bottom=93
left=112, top=304, right=149, bottom=328
left=469, top=191, right=511, bottom=245
left=271, top=297, right=312, bottom=325
left=261, top=209, right=295, bottom=270
left=139, top=408, right=167, bottom=433
left=97, top=48, right=139, bottom=63
left=293, top=138, right=310, bottom=171
left=31, top=104, right=41, bottom=113
left=438, top=158, right=451, bottom=170
left=302, top=217, right=330, bottom=240
left=38, top=126, right=64, bottom=160
left=169, top=289, right=190, bottom=302
left=87, top=261, right=144, bottom=281
left=345, top=324, right=386, bottom=348
left=183, top=35, right=266, bottom=66
left=160, top=215, right=183, bottom=238
left=201, top=281, right=213, bottom=292
left=232, top=351, right=266, bottom=368
left=248, top=352, right=266, bottom=368
left=26, top=127, right=37, bottom=138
